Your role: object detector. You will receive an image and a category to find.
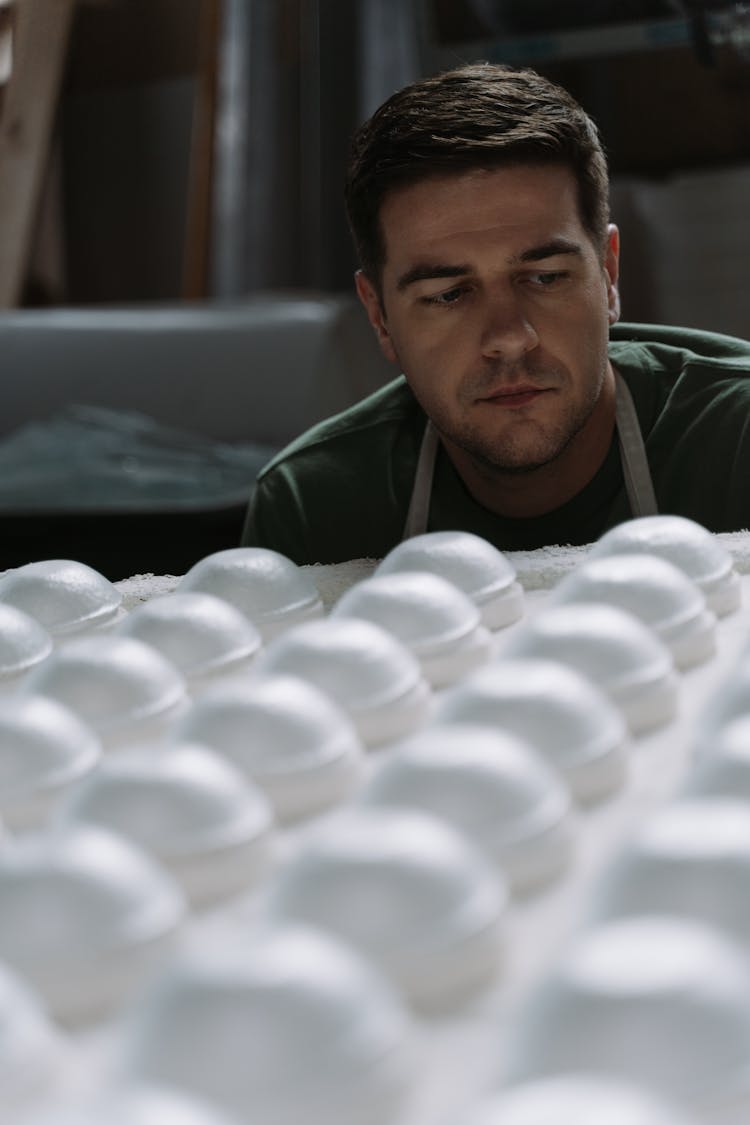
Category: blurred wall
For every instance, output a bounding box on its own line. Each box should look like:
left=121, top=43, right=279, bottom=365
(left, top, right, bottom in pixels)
left=57, top=0, right=421, bottom=305
left=58, top=0, right=203, bottom=305
left=53, top=0, right=750, bottom=338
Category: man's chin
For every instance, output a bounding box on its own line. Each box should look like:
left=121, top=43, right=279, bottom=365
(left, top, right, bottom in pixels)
left=488, top=458, right=558, bottom=476
left=464, top=439, right=568, bottom=478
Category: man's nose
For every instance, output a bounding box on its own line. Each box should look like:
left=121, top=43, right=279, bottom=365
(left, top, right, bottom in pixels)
left=480, top=293, right=539, bottom=360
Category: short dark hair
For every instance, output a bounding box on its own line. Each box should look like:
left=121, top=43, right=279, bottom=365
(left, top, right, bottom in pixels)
left=345, top=62, right=610, bottom=289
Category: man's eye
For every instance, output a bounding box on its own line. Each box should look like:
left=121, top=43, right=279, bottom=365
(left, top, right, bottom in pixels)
left=422, top=286, right=467, bottom=306
left=528, top=271, right=568, bottom=287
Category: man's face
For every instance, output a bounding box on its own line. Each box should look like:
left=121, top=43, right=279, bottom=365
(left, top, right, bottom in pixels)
left=356, top=164, right=620, bottom=483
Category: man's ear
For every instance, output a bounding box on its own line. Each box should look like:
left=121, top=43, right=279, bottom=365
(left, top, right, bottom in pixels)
left=605, top=224, right=621, bottom=326
left=355, top=270, right=399, bottom=364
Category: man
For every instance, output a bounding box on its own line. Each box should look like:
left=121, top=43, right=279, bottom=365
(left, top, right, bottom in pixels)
left=242, top=62, right=750, bottom=564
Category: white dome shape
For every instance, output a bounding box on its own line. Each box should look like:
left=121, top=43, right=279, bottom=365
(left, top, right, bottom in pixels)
left=0, top=825, right=185, bottom=1023
left=24, top=635, right=189, bottom=749
left=0, top=558, right=124, bottom=637
left=585, top=800, right=750, bottom=949
left=502, top=916, right=750, bottom=1114
left=118, top=592, right=262, bottom=690
left=262, top=807, right=507, bottom=1011
left=694, top=651, right=750, bottom=741
left=549, top=553, right=716, bottom=669
left=331, top=571, right=492, bottom=687
left=435, top=660, right=629, bottom=803
left=498, top=602, right=678, bottom=735
left=0, top=959, right=64, bottom=1115
left=254, top=618, right=431, bottom=747
left=0, top=603, right=52, bottom=685
left=121, top=926, right=413, bottom=1125
left=24, top=1086, right=241, bottom=1125
left=376, top=531, right=524, bottom=629
left=590, top=515, right=740, bottom=617
left=684, top=715, right=750, bottom=800
left=179, top=548, right=323, bottom=641
left=175, top=676, right=364, bottom=822
left=58, top=743, right=273, bottom=907
left=0, top=694, right=101, bottom=831
left=360, top=724, right=575, bottom=894
left=456, top=1075, right=699, bottom=1125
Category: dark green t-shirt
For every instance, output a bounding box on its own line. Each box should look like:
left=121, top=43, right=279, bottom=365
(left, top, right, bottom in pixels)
left=242, top=323, right=750, bottom=564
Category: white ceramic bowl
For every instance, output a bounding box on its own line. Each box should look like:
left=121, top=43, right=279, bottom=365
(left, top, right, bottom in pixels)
left=121, top=925, right=413, bottom=1125
left=0, top=558, right=125, bottom=638
left=435, top=660, right=629, bottom=803
left=360, top=723, right=575, bottom=894
left=0, top=959, right=65, bottom=1116
left=549, top=553, right=716, bottom=669
left=585, top=799, right=750, bottom=949
left=0, top=693, right=101, bottom=831
left=498, top=602, right=678, bottom=735
left=0, top=824, right=186, bottom=1024
left=502, top=916, right=750, bottom=1114
left=262, top=807, right=508, bottom=1011
left=590, top=515, right=740, bottom=617
left=0, top=603, right=53, bottom=687
left=118, top=592, right=262, bottom=690
left=455, top=1074, right=699, bottom=1125
left=175, top=675, right=364, bottom=822
left=179, top=548, right=323, bottom=641
left=254, top=618, right=431, bottom=747
left=58, top=743, right=274, bottom=907
left=376, top=531, right=524, bottom=629
left=24, top=1086, right=242, bottom=1125
left=331, top=571, right=492, bottom=687
left=24, top=635, right=189, bottom=749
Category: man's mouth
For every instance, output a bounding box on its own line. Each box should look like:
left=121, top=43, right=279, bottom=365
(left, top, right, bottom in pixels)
left=478, top=385, right=552, bottom=408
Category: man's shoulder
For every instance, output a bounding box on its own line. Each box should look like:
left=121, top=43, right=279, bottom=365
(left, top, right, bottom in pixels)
left=610, top=322, right=750, bottom=433
left=611, top=327, right=750, bottom=533
left=610, top=322, right=750, bottom=376
left=244, top=374, right=420, bottom=563
left=257, top=374, right=419, bottom=480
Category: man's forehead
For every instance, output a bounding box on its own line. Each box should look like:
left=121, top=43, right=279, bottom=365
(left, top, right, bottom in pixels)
left=380, top=161, right=578, bottom=211
left=377, top=165, right=586, bottom=277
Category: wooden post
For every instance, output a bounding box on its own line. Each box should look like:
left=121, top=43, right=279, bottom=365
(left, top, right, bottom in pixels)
left=0, top=0, right=77, bottom=307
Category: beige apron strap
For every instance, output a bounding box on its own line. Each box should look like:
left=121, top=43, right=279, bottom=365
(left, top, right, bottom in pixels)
left=614, top=369, right=659, bottom=518
left=401, top=372, right=657, bottom=542
left=401, top=419, right=439, bottom=540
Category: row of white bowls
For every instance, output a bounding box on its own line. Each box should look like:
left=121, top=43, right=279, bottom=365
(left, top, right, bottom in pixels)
left=0, top=516, right=745, bottom=1125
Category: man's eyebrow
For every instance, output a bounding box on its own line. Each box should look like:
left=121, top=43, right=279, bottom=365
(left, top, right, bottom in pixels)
left=396, top=264, right=471, bottom=292
left=395, top=240, right=584, bottom=290
left=516, top=239, right=583, bottom=263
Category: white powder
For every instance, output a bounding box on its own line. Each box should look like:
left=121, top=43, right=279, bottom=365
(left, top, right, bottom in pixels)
left=116, top=530, right=750, bottom=609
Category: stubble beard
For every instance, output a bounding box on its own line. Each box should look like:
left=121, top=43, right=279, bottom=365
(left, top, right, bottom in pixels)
left=434, top=361, right=606, bottom=480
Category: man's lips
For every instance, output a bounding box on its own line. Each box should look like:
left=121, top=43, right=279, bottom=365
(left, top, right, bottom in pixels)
left=477, top=385, right=552, bottom=408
